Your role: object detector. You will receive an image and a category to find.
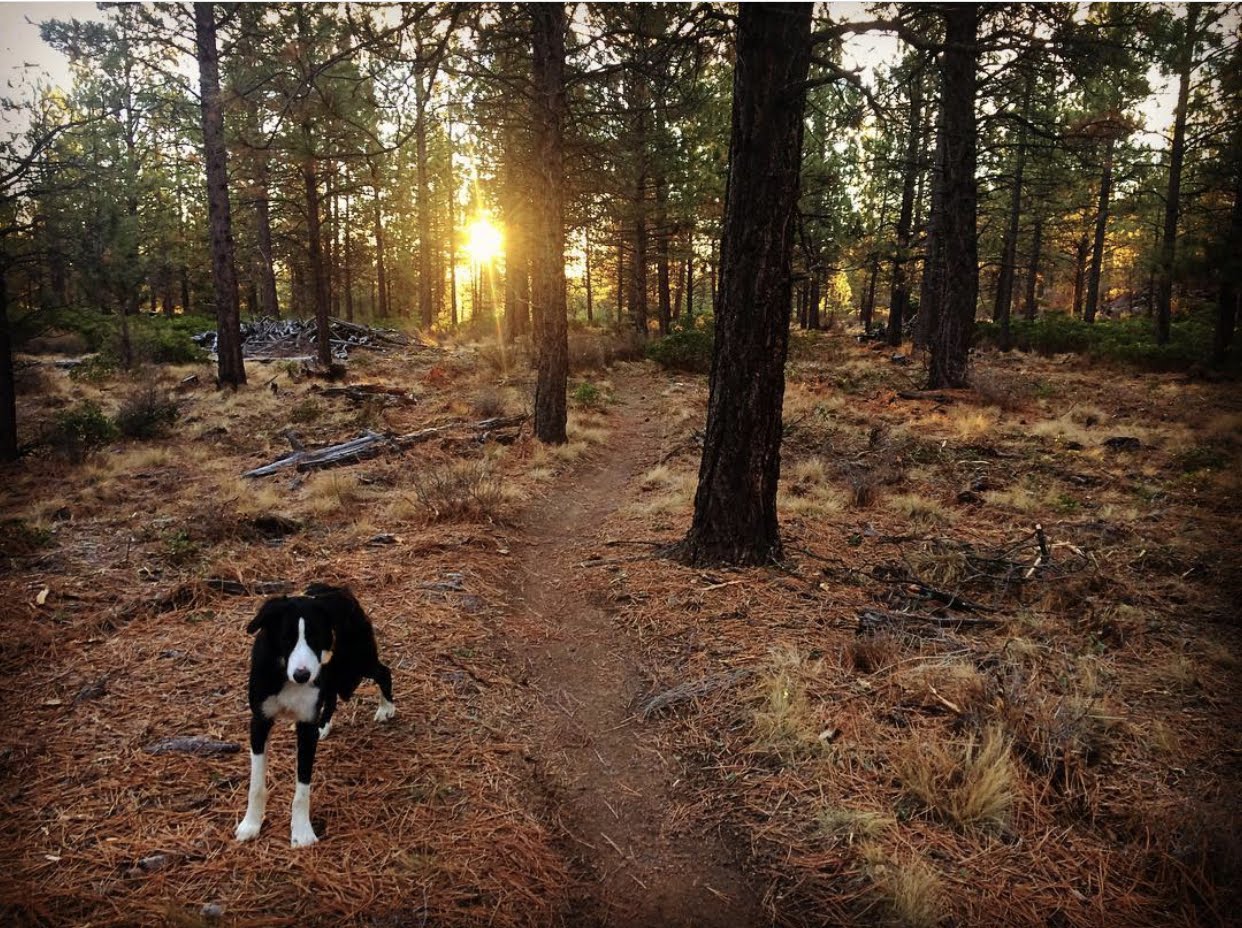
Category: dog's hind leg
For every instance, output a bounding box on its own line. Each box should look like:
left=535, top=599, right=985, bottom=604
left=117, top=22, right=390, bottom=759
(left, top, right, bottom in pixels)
left=290, top=722, right=319, bottom=847
left=235, top=714, right=273, bottom=842
left=370, top=662, right=395, bottom=722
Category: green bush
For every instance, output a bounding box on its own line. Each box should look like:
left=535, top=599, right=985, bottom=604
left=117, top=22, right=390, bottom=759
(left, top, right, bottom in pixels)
left=571, top=381, right=606, bottom=409
left=645, top=326, right=714, bottom=373
left=115, top=384, right=180, bottom=439
left=51, top=308, right=211, bottom=366
left=47, top=401, right=118, bottom=462
left=974, top=310, right=1234, bottom=373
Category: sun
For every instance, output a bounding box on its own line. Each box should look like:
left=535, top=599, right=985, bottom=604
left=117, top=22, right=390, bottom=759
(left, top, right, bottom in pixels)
left=465, top=217, right=503, bottom=265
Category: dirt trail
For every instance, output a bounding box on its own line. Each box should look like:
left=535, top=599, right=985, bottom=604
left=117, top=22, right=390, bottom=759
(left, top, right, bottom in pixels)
left=506, top=369, right=760, bottom=927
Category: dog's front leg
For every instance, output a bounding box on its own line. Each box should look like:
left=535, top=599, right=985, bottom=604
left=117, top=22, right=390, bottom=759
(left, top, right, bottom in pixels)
left=290, top=721, right=319, bottom=847
left=236, top=714, right=273, bottom=841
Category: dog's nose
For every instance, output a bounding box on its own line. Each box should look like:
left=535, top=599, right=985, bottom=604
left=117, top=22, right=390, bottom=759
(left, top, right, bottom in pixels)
left=292, top=668, right=311, bottom=684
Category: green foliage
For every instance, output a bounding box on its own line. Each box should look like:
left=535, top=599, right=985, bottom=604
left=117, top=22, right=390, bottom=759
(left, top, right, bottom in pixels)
left=0, top=519, right=53, bottom=557
left=48, top=401, right=118, bottom=462
left=570, top=381, right=606, bottom=409
left=645, top=326, right=714, bottom=374
left=52, top=308, right=211, bottom=367
left=975, top=311, right=1234, bottom=372
left=114, top=384, right=180, bottom=439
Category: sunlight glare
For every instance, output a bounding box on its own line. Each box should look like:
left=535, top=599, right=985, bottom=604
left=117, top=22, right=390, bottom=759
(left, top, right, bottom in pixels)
left=465, top=217, right=503, bottom=265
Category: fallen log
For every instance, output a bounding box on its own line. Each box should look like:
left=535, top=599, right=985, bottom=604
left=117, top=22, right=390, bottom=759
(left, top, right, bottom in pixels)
left=242, top=416, right=529, bottom=478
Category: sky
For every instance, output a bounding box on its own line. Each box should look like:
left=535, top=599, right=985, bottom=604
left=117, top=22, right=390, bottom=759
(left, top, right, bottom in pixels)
left=0, top=1, right=1184, bottom=144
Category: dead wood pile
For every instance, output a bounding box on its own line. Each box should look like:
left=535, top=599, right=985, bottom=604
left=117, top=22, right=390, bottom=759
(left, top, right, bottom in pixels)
left=193, top=317, right=424, bottom=361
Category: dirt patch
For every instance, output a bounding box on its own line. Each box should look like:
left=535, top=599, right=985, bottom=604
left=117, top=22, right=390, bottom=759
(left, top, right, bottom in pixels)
left=502, top=368, right=761, bottom=926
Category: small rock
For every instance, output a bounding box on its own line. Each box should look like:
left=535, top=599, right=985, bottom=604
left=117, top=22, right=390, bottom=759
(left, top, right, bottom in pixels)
left=201, top=903, right=225, bottom=919
left=367, top=533, right=400, bottom=546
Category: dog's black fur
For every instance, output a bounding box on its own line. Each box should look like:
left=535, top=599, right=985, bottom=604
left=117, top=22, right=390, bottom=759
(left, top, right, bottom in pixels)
left=237, top=583, right=394, bottom=846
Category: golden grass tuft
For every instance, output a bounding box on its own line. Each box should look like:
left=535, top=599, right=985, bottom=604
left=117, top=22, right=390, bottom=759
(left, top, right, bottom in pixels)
left=302, top=471, right=365, bottom=516
left=870, top=852, right=945, bottom=928
left=895, top=725, right=1016, bottom=830
left=884, top=493, right=951, bottom=527
left=750, top=648, right=828, bottom=760
left=779, top=456, right=846, bottom=519
left=816, top=806, right=893, bottom=843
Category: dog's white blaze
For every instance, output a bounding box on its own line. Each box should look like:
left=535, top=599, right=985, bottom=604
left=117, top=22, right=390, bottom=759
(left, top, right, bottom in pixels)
left=235, top=751, right=268, bottom=841
left=287, top=618, right=320, bottom=683
left=290, top=782, right=317, bottom=847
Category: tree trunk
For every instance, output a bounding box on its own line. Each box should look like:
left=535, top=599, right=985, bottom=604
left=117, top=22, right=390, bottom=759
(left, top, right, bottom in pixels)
left=0, top=267, right=17, bottom=462
left=1023, top=213, right=1043, bottom=321
left=615, top=230, right=625, bottom=328
left=253, top=145, right=279, bottom=317
left=303, top=153, right=331, bottom=367
left=530, top=4, right=568, bottom=445
left=630, top=187, right=649, bottom=335
left=993, top=67, right=1033, bottom=350
left=195, top=3, right=246, bottom=387
left=861, top=251, right=880, bottom=333
left=809, top=274, right=821, bottom=330
left=1155, top=3, right=1199, bottom=345
left=888, top=66, right=923, bottom=346
left=344, top=195, right=355, bottom=323
left=675, top=3, right=812, bottom=567
left=914, top=100, right=946, bottom=350
left=656, top=176, right=672, bottom=335
left=1085, top=135, right=1114, bottom=324
left=370, top=160, right=388, bottom=318
left=685, top=244, right=694, bottom=320
left=926, top=4, right=978, bottom=390
left=1213, top=140, right=1241, bottom=365
left=416, top=89, right=434, bottom=329
left=448, top=127, right=458, bottom=328
left=584, top=229, right=594, bottom=323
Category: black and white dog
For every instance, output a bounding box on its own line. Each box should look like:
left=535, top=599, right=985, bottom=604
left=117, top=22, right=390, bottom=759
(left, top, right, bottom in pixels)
left=235, top=583, right=395, bottom=847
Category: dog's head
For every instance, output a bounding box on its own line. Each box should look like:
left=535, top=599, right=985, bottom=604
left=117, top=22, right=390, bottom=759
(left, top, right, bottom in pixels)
left=247, top=595, right=336, bottom=685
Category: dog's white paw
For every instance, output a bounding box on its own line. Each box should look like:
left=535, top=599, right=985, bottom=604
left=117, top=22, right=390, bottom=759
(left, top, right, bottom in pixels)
left=235, top=817, right=263, bottom=842
left=290, top=820, right=318, bottom=848
left=374, top=699, right=395, bottom=723
left=318, top=721, right=332, bottom=740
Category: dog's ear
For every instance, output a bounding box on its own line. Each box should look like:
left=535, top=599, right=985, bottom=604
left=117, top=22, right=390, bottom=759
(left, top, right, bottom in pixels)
left=246, top=597, right=289, bottom=635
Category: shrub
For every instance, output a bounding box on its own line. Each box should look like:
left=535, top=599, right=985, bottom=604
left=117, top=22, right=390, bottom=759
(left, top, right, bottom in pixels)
left=410, top=459, right=508, bottom=523
left=472, top=387, right=508, bottom=419
left=570, top=381, right=607, bottom=409
left=290, top=398, right=324, bottom=423
left=645, top=327, right=714, bottom=373
left=47, top=401, right=118, bottom=462
left=115, top=384, right=180, bottom=439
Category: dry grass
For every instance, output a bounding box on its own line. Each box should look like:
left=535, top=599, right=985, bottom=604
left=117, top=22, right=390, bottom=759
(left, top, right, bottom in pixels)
left=884, top=493, right=951, bottom=527
left=779, top=456, right=847, bottom=519
left=749, top=648, right=829, bottom=760
left=894, top=725, right=1016, bottom=831
left=869, top=852, right=945, bottom=928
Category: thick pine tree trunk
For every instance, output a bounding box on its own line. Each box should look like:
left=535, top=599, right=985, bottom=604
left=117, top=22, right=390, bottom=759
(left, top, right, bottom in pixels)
left=656, top=176, right=672, bottom=335
left=530, top=3, right=569, bottom=445
left=992, top=69, right=1033, bottom=348
left=303, top=155, right=332, bottom=367
left=615, top=231, right=625, bottom=328
left=685, top=244, right=694, bottom=320
left=914, top=103, right=946, bottom=350
left=1085, top=135, right=1114, bottom=324
left=675, top=2, right=812, bottom=568
left=1024, top=214, right=1043, bottom=321
left=416, top=91, right=434, bottom=329
left=1155, top=4, right=1199, bottom=345
left=195, top=3, right=246, bottom=387
left=1213, top=146, right=1241, bottom=365
left=888, top=69, right=923, bottom=346
left=370, top=161, right=388, bottom=319
left=0, top=267, right=17, bottom=462
left=926, top=4, right=978, bottom=390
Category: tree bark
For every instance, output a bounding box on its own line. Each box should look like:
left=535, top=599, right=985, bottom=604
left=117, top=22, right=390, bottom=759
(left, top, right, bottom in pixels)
left=584, top=229, right=594, bottom=323
left=914, top=100, right=946, bottom=350
left=887, top=66, right=923, bottom=345
left=1155, top=3, right=1199, bottom=345
left=1213, top=141, right=1241, bottom=365
left=416, top=87, right=434, bottom=328
left=302, top=149, right=331, bottom=367
left=656, top=176, right=672, bottom=335
left=370, top=160, right=388, bottom=318
left=685, top=241, right=694, bottom=320
left=615, top=229, right=625, bottom=329
left=195, top=3, right=246, bottom=387
left=530, top=3, right=569, bottom=444
left=675, top=3, right=812, bottom=567
left=1085, top=135, right=1114, bottom=324
left=993, top=66, right=1034, bottom=349
left=926, top=4, right=978, bottom=390
left=0, top=267, right=17, bottom=462
left=1023, top=213, right=1043, bottom=321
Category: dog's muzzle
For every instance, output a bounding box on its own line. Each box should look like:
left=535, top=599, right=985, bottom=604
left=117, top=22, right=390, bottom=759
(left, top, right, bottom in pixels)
left=292, top=668, right=312, bottom=684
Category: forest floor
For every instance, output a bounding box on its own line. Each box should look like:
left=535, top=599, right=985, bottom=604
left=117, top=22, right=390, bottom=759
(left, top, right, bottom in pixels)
left=1, top=327, right=1239, bottom=927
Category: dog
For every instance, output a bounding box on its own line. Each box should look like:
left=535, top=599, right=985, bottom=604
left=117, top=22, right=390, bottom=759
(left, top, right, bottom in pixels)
left=235, top=583, right=395, bottom=847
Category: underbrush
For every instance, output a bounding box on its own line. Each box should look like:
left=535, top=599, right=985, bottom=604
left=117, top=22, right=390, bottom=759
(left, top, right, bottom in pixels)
left=645, top=325, right=714, bottom=373
left=40, top=307, right=211, bottom=366
left=975, top=310, right=1235, bottom=373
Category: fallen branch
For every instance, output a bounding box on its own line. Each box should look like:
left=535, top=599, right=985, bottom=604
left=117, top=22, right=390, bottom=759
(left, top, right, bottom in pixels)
left=639, top=669, right=753, bottom=718
left=144, top=736, right=240, bottom=756
left=204, top=578, right=295, bottom=597
left=896, top=390, right=955, bottom=404
left=858, top=608, right=1002, bottom=629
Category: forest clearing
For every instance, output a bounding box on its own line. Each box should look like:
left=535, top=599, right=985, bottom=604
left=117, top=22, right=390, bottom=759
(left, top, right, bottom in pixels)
left=1, top=2, right=1240, bottom=927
